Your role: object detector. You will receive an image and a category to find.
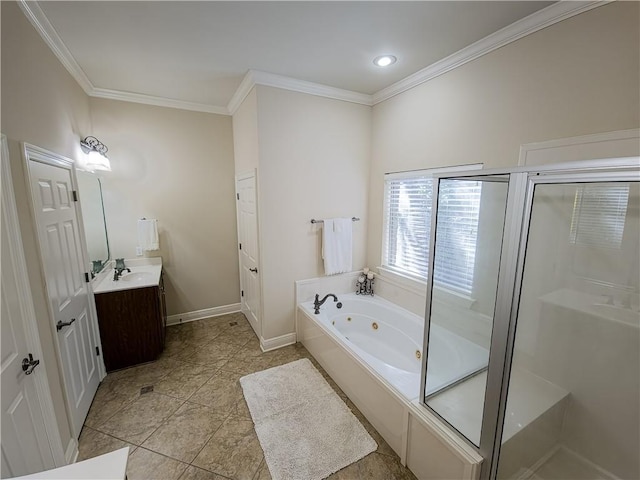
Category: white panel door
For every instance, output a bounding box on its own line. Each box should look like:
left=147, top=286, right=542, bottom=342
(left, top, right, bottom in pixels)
left=1, top=138, right=61, bottom=478
left=236, top=173, right=261, bottom=337
left=27, top=156, right=100, bottom=437
left=1, top=222, right=54, bottom=478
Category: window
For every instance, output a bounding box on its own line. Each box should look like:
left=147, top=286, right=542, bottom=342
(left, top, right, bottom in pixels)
left=382, top=168, right=482, bottom=295
left=569, top=183, right=630, bottom=249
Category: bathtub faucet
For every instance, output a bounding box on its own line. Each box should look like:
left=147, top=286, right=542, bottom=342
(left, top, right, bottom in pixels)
left=314, top=293, right=342, bottom=314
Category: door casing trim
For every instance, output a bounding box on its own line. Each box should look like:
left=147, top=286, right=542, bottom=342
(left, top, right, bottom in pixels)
left=2, top=135, right=66, bottom=467
left=21, top=142, right=106, bottom=441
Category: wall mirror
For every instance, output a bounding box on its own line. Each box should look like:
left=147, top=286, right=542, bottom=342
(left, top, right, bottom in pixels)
left=77, top=171, right=110, bottom=274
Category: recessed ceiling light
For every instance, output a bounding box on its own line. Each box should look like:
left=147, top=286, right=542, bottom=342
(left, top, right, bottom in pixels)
left=373, top=55, right=397, bottom=67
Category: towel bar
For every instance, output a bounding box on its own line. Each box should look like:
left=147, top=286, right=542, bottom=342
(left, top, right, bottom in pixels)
left=310, top=217, right=360, bottom=224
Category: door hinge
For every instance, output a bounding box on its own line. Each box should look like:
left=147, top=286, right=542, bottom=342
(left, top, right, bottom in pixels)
left=84, top=272, right=90, bottom=283
left=96, top=346, right=100, bottom=356
left=237, top=193, right=239, bottom=200
left=239, top=243, right=242, bottom=250
left=241, top=290, right=244, bottom=297
left=72, top=190, right=78, bottom=202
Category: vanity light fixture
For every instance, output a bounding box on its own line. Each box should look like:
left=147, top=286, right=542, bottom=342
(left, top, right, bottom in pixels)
left=373, top=55, right=397, bottom=67
left=80, top=136, right=111, bottom=172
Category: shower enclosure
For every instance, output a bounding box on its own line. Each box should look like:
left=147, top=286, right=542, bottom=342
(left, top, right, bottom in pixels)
left=420, top=159, right=639, bottom=479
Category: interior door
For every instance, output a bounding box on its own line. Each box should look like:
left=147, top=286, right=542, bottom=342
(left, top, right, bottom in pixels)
left=1, top=212, right=55, bottom=478
left=25, top=148, right=100, bottom=437
left=236, top=172, right=261, bottom=337
left=1, top=139, right=61, bottom=478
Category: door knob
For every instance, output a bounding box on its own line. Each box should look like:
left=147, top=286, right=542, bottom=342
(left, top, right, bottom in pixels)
left=22, top=353, right=40, bottom=375
left=56, top=318, right=76, bottom=331
left=249, top=267, right=258, bottom=273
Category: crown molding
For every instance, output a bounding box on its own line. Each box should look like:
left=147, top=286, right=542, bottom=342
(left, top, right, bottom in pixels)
left=227, top=71, right=259, bottom=115
left=18, top=0, right=94, bottom=94
left=91, top=88, right=230, bottom=115
left=251, top=70, right=373, bottom=106
left=17, top=0, right=230, bottom=116
left=227, top=69, right=373, bottom=115
left=20, top=0, right=610, bottom=116
left=372, top=0, right=610, bottom=105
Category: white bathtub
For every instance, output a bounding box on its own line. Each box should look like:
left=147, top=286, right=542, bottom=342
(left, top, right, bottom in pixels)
left=297, top=282, right=484, bottom=478
left=298, top=293, right=489, bottom=401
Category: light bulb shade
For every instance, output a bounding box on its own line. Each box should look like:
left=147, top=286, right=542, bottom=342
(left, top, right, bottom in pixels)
left=80, top=136, right=110, bottom=171
left=85, top=150, right=111, bottom=171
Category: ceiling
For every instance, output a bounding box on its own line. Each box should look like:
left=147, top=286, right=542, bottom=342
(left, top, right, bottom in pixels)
left=35, top=1, right=555, bottom=112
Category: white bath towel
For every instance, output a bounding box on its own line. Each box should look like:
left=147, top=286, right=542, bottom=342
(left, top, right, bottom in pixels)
left=137, top=218, right=159, bottom=251
left=322, top=218, right=352, bottom=276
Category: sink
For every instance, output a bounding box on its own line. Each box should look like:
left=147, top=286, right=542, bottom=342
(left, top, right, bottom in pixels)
left=93, top=263, right=162, bottom=294
left=120, top=271, right=153, bottom=282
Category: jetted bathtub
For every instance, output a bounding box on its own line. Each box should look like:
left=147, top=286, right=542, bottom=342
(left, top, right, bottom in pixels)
left=298, top=292, right=488, bottom=401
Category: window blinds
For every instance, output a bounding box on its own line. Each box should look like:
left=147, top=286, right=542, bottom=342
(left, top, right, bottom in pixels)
left=569, top=183, right=630, bottom=249
left=383, top=174, right=482, bottom=295
left=383, top=175, right=432, bottom=279
left=434, top=180, right=482, bottom=293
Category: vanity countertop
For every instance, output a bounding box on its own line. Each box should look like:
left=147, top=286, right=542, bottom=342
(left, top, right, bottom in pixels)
left=93, top=258, right=162, bottom=294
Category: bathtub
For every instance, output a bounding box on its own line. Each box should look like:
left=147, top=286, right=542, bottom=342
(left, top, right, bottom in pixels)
left=297, top=289, right=484, bottom=478
left=297, top=285, right=571, bottom=478
left=298, top=293, right=489, bottom=401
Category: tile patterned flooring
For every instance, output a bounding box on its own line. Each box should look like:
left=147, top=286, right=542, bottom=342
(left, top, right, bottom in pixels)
left=79, top=312, right=417, bottom=480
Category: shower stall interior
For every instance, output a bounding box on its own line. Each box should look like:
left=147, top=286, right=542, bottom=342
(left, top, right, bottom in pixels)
left=420, top=159, right=639, bottom=479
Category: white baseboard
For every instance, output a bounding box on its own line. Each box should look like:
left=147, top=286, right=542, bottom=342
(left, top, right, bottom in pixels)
left=65, top=437, right=78, bottom=464
left=167, top=303, right=241, bottom=326
left=260, top=332, right=297, bottom=352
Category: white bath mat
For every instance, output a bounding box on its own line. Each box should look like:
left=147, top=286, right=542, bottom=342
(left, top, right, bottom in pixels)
left=240, top=358, right=377, bottom=480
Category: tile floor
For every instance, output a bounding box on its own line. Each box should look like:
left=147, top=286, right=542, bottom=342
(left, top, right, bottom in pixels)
left=79, top=312, right=417, bottom=480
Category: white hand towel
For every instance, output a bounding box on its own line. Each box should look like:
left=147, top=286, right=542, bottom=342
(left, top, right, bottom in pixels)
left=138, top=219, right=159, bottom=251
left=322, top=218, right=353, bottom=275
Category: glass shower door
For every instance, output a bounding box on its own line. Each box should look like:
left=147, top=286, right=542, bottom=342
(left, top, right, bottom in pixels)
left=496, top=180, right=639, bottom=479
left=422, top=174, right=510, bottom=446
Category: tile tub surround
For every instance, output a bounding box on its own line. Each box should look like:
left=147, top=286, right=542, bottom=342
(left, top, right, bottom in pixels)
left=77, top=311, right=416, bottom=480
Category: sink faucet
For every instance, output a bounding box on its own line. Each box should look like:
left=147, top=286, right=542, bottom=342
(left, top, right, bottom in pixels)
left=113, top=267, right=131, bottom=281
left=313, top=293, right=342, bottom=314
left=113, top=258, right=131, bottom=281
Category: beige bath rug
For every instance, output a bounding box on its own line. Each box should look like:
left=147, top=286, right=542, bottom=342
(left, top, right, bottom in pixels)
left=240, top=358, right=377, bottom=480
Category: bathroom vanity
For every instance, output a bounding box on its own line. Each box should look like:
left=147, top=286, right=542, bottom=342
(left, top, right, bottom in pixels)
left=92, top=259, right=166, bottom=371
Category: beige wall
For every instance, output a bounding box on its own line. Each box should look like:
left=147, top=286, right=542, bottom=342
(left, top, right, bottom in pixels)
left=240, top=86, right=371, bottom=340
left=367, top=1, right=640, bottom=270
left=1, top=0, right=91, bottom=451
left=232, top=87, right=259, bottom=176
left=89, top=98, right=239, bottom=316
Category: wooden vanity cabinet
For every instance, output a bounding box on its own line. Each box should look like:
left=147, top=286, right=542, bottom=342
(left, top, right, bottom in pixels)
left=95, top=271, right=167, bottom=372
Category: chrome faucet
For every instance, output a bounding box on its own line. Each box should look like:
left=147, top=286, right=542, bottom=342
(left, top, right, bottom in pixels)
left=313, top=293, right=342, bottom=314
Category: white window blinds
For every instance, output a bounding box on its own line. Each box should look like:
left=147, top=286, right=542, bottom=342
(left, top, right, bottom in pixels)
left=434, top=180, right=482, bottom=293
left=569, top=183, right=630, bottom=249
left=383, top=174, right=432, bottom=279
left=382, top=172, right=482, bottom=295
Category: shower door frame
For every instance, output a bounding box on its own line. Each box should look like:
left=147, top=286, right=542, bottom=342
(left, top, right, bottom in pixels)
left=417, top=158, right=640, bottom=480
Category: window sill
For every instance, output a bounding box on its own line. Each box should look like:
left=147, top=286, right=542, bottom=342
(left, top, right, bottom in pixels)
left=376, top=266, right=428, bottom=296
left=377, top=266, right=476, bottom=309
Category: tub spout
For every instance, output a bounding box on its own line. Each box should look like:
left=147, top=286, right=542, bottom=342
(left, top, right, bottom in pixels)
left=314, top=293, right=339, bottom=314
